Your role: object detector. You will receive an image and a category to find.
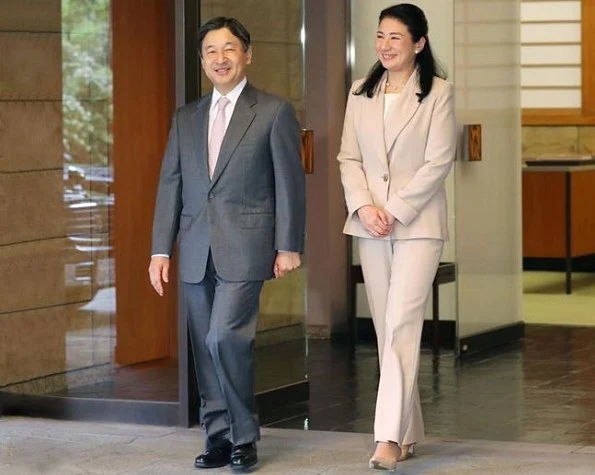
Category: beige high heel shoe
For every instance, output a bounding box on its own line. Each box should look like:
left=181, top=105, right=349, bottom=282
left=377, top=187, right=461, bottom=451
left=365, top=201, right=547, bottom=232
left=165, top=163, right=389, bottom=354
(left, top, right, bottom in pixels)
left=397, top=444, right=415, bottom=462
left=368, top=442, right=401, bottom=471
left=368, top=455, right=397, bottom=471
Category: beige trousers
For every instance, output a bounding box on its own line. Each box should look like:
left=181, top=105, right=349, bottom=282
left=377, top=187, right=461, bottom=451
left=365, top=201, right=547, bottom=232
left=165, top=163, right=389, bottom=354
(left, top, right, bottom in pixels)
left=358, top=237, right=444, bottom=444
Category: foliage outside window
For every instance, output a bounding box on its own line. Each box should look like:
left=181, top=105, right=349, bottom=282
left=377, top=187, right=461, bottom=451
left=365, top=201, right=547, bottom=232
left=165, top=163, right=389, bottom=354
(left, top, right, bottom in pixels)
left=62, top=0, right=112, bottom=169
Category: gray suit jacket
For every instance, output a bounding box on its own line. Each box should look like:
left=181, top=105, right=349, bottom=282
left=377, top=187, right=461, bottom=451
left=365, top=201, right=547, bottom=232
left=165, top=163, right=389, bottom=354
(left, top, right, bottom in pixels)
left=151, top=83, right=306, bottom=283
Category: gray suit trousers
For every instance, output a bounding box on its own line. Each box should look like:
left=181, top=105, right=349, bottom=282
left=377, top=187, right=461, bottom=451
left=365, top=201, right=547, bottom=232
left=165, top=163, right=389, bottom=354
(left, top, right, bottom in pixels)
left=182, top=253, right=263, bottom=447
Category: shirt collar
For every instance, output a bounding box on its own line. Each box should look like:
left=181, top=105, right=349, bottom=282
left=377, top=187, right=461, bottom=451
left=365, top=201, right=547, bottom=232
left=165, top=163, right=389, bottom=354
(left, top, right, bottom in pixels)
left=211, top=77, right=247, bottom=109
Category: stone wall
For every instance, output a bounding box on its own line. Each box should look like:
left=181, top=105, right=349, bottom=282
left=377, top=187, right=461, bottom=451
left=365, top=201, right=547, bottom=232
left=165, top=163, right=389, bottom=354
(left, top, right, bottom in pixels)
left=0, top=0, right=111, bottom=392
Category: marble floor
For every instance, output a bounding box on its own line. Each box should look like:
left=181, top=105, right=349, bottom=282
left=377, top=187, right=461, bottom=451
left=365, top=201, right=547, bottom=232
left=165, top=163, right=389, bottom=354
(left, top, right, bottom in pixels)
left=1, top=416, right=594, bottom=474
left=22, top=325, right=595, bottom=447
left=2, top=325, right=595, bottom=473
left=267, top=326, right=595, bottom=446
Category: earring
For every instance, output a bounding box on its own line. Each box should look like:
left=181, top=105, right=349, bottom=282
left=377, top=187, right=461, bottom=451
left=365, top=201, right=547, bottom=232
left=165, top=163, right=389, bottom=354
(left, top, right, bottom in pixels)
left=415, top=49, right=419, bottom=54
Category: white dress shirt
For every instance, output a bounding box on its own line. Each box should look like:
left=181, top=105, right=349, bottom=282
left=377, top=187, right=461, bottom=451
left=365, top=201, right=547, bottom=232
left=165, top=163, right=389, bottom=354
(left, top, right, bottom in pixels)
left=208, top=77, right=247, bottom=140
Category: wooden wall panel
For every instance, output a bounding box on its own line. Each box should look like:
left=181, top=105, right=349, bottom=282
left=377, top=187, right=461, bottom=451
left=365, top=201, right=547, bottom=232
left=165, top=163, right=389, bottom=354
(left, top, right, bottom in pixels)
left=581, top=0, right=595, bottom=116
left=112, top=1, right=177, bottom=365
left=571, top=170, right=595, bottom=256
left=522, top=171, right=566, bottom=257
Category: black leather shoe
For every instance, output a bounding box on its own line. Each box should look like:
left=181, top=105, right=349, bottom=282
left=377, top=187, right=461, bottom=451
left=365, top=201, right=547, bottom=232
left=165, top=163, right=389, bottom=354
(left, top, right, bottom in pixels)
left=194, top=444, right=232, bottom=469
left=230, top=443, right=258, bottom=471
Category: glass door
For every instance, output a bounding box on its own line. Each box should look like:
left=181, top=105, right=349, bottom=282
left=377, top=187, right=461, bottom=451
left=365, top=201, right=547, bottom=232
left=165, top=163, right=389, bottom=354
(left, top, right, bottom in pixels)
left=0, top=0, right=179, bottom=423
left=198, top=0, right=308, bottom=400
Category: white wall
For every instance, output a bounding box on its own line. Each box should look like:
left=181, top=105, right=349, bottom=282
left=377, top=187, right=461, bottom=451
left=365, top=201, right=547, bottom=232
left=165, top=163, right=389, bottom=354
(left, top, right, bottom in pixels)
left=454, top=0, right=522, bottom=338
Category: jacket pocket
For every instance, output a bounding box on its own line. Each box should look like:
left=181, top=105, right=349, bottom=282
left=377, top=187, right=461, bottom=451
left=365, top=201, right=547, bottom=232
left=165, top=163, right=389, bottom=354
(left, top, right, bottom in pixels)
left=179, top=214, right=192, bottom=230
left=238, top=212, right=274, bottom=229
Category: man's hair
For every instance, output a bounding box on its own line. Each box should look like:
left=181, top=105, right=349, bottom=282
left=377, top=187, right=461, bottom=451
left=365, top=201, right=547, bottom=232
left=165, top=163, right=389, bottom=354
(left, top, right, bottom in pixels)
left=198, top=17, right=251, bottom=55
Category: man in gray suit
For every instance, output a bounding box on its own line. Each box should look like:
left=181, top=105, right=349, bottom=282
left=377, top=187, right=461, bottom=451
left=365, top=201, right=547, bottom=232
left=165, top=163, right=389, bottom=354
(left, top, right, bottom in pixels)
left=148, top=17, right=305, bottom=471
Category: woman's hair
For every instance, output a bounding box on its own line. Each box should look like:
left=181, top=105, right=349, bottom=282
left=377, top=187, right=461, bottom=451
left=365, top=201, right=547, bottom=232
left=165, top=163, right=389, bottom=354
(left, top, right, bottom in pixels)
left=354, top=3, right=446, bottom=102
left=198, top=17, right=251, bottom=55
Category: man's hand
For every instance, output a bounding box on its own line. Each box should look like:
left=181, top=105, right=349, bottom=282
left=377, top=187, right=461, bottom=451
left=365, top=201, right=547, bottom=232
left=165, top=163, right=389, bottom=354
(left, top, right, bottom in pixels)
left=274, top=251, right=301, bottom=278
left=149, top=256, right=170, bottom=296
left=357, top=205, right=394, bottom=237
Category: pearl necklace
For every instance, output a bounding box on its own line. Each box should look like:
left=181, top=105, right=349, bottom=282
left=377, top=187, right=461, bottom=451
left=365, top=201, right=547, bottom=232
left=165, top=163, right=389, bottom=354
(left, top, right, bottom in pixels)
left=385, top=81, right=405, bottom=92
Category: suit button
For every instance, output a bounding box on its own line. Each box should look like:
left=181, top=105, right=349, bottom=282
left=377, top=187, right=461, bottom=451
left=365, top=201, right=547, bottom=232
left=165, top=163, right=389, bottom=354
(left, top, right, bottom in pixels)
left=382, top=174, right=389, bottom=182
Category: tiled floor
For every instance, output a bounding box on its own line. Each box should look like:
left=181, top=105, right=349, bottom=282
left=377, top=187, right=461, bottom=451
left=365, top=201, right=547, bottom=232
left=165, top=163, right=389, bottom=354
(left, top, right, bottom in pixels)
left=267, top=325, right=595, bottom=446
left=2, top=416, right=595, bottom=474
left=18, top=324, right=595, bottom=448
left=3, top=325, right=595, bottom=473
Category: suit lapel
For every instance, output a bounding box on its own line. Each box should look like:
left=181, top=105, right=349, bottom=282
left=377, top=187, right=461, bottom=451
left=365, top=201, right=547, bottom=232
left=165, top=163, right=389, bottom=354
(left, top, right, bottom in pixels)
left=191, top=96, right=211, bottom=186
left=384, top=73, right=421, bottom=153
left=209, top=84, right=257, bottom=187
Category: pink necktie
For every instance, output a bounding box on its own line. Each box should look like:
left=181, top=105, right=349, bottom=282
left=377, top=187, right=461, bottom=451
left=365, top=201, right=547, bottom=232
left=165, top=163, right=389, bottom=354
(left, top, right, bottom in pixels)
left=208, top=96, right=230, bottom=178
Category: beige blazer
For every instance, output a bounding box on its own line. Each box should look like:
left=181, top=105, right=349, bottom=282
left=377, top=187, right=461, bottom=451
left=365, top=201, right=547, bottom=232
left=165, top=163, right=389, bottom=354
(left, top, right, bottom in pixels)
left=338, top=72, right=456, bottom=240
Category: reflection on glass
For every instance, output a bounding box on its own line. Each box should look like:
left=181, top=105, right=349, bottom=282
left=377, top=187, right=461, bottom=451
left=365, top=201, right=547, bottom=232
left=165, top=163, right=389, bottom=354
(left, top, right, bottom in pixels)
left=1, top=0, right=304, bottom=406
left=0, top=0, right=184, bottom=406
left=0, top=0, right=115, bottom=397
left=199, top=0, right=308, bottom=394
left=62, top=0, right=115, bottom=382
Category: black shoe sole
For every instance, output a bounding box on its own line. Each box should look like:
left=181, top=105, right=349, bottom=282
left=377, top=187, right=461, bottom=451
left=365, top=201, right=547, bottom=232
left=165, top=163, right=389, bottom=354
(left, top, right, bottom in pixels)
left=195, top=463, right=230, bottom=469
left=230, top=459, right=258, bottom=472
left=194, top=460, right=230, bottom=469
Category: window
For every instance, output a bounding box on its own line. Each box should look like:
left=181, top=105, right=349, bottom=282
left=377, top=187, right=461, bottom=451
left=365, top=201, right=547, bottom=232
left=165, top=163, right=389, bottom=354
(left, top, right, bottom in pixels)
left=522, top=0, right=595, bottom=124
left=521, top=0, right=581, bottom=108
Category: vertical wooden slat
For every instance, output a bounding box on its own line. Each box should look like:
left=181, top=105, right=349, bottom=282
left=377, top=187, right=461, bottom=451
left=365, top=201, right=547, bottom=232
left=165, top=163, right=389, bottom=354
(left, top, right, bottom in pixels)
left=112, top=1, right=177, bottom=365
left=570, top=170, right=595, bottom=256
left=522, top=171, right=566, bottom=258
left=581, top=0, right=595, bottom=115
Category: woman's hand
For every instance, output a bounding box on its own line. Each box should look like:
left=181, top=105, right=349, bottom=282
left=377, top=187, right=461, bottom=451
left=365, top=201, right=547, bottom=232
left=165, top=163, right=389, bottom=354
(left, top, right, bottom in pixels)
left=357, top=205, right=394, bottom=237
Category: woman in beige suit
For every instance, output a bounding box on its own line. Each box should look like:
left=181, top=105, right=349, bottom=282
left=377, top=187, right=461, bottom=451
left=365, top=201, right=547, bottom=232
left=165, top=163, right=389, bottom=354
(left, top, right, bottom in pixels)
left=337, top=3, right=456, bottom=471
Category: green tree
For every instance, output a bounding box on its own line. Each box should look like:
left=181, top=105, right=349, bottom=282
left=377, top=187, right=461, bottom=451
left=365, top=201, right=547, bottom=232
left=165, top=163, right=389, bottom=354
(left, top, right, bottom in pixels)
left=62, top=0, right=112, bottom=167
